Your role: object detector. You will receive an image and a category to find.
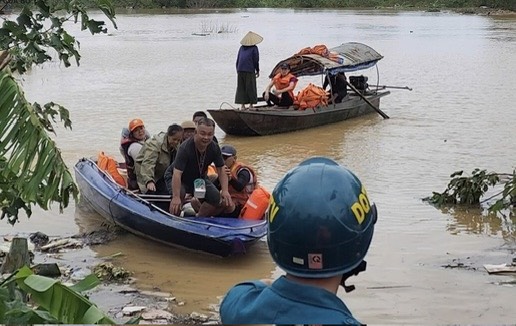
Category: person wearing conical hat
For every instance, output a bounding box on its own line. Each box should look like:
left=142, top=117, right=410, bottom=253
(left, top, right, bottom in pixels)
left=235, top=31, right=262, bottom=110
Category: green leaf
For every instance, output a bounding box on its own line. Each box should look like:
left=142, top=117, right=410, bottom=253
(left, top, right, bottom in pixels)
left=23, top=275, right=58, bottom=292
left=0, top=70, right=79, bottom=225
left=12, top=267, right=115, bottom=324
left=69, top=274, right=101, bottom=292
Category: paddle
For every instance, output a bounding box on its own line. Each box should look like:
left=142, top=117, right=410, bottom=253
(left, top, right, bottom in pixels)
left=370, top=84, right=413, bottom=91
left=346, top=80, right=390, bottom=119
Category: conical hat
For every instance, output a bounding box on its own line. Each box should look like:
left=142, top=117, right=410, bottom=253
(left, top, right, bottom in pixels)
left=240, top=31, right=263, bottom=46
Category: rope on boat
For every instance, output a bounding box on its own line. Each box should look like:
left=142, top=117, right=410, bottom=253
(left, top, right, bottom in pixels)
left=219, top=101, right=239, bottom=110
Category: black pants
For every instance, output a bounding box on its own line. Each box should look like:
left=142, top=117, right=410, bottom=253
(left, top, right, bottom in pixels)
left=263, top=91, right=294, bottom=107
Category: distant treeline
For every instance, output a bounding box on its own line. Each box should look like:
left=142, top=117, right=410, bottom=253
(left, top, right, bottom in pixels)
left=2, top=0, right=515, bottom=11
left=112, top=0, right=515, bottom=10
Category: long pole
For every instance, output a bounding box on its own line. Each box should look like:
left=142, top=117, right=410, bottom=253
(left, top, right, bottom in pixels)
left=370, top=85, right=413, bottom=91
left=346, top=81, right=390, bottom=119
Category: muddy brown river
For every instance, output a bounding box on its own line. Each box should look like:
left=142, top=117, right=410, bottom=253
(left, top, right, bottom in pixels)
left=1, top=8, right=515, bottom=323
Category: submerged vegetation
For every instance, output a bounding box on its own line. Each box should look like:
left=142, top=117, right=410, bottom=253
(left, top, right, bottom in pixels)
left=424, top=169, right=516, bottom=217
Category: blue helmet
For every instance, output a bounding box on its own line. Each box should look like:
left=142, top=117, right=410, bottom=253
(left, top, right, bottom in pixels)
left=267, top=157, right=377, bottom=278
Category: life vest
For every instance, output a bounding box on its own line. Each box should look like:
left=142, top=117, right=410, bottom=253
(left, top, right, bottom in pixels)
left=239, top=185, right=271, bottom=220
left=207, top=164, right=217, bottom=177
left=228, top=162, right=257, bottom=207
left=312, top=44, right=329, bottom=57
left=273, top=73, right=297, bottom=102
left=296, top=44, right=329, bottom=57
left=97, top=152, right=126, bottom=187
left=120, top=137, right=146, bottom=190
left=294, top=83, right=329, bottom=110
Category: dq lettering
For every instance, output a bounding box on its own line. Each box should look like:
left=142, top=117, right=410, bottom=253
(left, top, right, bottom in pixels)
left=268, top=196, right=279, bottom=223
left=351, top=187, right=370, bottom=224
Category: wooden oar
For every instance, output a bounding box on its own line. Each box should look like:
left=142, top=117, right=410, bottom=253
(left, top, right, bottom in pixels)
left=370, top=85, right=413, bottom=91
left=346, top=81, right=390, bottom=119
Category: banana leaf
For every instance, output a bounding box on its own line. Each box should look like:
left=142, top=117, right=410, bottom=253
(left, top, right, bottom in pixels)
left=0, top=70, right=79, bottom=225
left=0, top=266, right=115, bottom=324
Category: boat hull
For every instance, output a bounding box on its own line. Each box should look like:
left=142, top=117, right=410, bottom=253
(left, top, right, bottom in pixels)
left=208, top=91, right=389, bottom=136
left=74, top=159, right=267, bottom=257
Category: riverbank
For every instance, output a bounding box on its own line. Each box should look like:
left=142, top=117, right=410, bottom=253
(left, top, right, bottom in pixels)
left=0, top=233, right=219, bottom=324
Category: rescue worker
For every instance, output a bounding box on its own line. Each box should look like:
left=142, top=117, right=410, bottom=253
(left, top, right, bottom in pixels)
left=220, top=157, right=377, bottom=324
left=120, top=118, right=148, bottom=190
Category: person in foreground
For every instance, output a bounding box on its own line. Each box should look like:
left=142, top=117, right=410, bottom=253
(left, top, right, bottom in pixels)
left=219, top=157, right=377, bottom=325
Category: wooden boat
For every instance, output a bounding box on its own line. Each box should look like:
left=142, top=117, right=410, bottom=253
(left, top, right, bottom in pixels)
left=208, top=42, right=391, bottom=136
left=74, top=158, right=267, bottom=257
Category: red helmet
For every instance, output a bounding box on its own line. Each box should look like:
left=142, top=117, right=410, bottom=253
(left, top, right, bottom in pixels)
left=129, top=118, right=144, bottom=132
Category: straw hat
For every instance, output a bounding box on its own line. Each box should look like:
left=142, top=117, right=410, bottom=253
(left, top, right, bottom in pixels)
left=240, top=31, right=263, bottom=46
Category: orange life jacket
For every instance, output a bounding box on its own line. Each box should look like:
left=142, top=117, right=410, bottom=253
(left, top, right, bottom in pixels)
left=296, top=44, right=330, bottom=57
left=228, top=162, right=257, bottom=207
left=239, top=185, right=271, bottom=220
left=207, top=164, right=217, bottom=176
left=97, top=152, right=126, bottom=187
left=312, top=44, right=329, bottom=57
left=294, top=83, right=329, bottom=110
left=273, top=73, right=297, bottom=102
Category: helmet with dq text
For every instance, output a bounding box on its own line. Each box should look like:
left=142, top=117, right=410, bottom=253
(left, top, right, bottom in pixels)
left=267, top=157, right=377, bottom=278
left=128, top=118, right=145, bottom=132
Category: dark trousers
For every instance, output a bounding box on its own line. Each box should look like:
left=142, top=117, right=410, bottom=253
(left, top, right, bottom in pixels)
left=263, top=91, right=294, bottom=107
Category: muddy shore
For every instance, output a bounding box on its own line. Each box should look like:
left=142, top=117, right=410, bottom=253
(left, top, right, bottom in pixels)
left=0, top=232, right=218, bottom=324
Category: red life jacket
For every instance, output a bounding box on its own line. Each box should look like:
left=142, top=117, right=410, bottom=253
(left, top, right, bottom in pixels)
left=228, top=162, right=257, bottom=207
left=273, top=73, right=298, bottom=102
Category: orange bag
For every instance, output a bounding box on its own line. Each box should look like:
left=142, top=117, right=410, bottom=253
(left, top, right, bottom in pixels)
left=239, top=185, right=271, bottom=220
left=97, top=152, right=126, bottom=187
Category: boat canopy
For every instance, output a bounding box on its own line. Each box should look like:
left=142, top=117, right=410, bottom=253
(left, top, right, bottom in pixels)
left=269, top=42, right=384, bottom=78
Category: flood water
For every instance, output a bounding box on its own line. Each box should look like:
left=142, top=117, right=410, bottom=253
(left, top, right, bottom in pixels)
left=2, top=8, right=516, bottom=323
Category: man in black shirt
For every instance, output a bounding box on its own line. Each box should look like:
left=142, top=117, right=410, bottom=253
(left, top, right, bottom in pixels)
left=169, top=118, right=232, bottom=217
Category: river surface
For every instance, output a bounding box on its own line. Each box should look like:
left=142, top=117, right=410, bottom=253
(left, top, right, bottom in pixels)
left=1, top=8, right=516, bottom=323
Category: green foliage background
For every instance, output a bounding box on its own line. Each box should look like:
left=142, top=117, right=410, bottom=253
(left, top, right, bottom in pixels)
left=92, top=0, right=515, bottom=10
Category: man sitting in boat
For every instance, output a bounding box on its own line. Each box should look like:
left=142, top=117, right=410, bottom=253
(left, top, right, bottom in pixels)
left=216, top=145, right=257, bottom=218
left=134, top=124, right=183, bottom=195
left=323, top=72, right=347, bottom=104
left=263, top=63, right=298, bottom=107
left=168, top=117, right=232, bottom=217
left=120, top=118, right=149, bottom=190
